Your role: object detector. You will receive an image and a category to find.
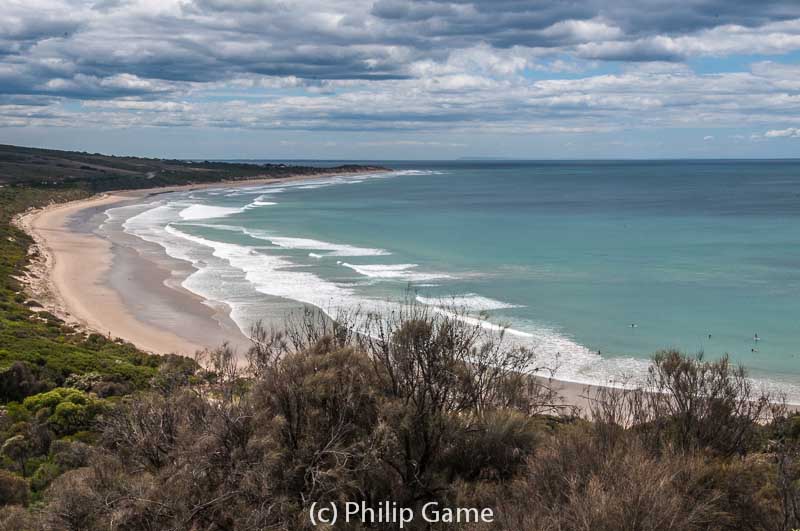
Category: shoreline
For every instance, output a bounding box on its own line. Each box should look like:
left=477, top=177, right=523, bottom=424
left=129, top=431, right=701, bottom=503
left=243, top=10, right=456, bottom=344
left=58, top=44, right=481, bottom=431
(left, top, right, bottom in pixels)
left=14, top=170, right=379, bottom=357
left=15, top=170, right=601, bottom=410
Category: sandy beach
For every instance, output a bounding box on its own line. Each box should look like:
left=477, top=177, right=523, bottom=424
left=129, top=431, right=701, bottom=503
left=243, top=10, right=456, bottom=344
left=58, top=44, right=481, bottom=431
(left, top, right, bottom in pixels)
left=15, top=172, right=373, bottom=357
left=20, top=192, right=211, bottom=356
left=16, top=173, right=599, bottom=411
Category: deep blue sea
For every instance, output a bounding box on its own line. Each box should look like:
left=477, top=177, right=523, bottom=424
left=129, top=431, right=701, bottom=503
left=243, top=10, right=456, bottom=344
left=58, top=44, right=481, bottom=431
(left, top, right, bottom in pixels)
left=106, top=160, right=800, bottom=396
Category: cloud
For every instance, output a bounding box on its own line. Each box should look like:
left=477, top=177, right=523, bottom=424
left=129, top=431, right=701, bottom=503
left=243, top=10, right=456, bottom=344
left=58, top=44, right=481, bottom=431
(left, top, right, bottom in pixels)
left=1, top=0, right=800, bottom=142
left=0, top=1, right=86, bottom=56
left=764, top=127, right=800, bottom=137
left=0, top=63, right=771, bottom=136
left=2, top=0, right=800, bottom=95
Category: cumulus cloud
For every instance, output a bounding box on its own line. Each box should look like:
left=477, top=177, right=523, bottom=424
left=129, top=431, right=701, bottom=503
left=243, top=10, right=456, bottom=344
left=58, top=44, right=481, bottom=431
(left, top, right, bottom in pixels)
left=1, top=0, right=800, bottom=140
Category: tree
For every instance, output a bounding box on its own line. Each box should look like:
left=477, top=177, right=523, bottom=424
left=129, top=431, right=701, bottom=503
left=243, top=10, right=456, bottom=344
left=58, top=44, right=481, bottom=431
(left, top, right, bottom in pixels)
left=1, top=435, right=33, bottom=477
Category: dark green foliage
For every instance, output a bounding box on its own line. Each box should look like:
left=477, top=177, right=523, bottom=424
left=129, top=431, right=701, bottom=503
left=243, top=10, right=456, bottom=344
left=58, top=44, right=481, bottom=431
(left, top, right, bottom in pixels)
left=0, top=388, right=105, bottom=497
left=0, top=144, right=388, bottom=191
left=35, top=314, right=798, bottom=531
left=1, top=435, right=33, bottom=476
left=0, top=363, right=50, bottom=403
left=0, top=187, right=163, bottom=402
left=0, top=185, right=165, bottom=504
left=48, top=440, right=90, bottom=470
left=30, top=461, right=60, bottom=492
left=0, top=145, right=796, bottom=528
left=0, top=147, right=389, bottom=524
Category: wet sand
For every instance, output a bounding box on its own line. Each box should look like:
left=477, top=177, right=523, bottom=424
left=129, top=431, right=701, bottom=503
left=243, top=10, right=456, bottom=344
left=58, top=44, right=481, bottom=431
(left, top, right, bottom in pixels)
left=17, top=175, right=600, bottom=411
left=15, top=174, right=351, bottom=357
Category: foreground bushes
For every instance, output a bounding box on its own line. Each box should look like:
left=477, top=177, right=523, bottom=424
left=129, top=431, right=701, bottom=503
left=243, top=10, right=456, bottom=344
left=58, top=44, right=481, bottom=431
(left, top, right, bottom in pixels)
left=0, top=307, right=788, bottom=530
left=0, top=386, right=105, bottom=517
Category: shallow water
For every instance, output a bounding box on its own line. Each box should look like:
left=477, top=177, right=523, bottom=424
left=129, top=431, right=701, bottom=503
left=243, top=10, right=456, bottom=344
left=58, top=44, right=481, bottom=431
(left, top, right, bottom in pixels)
left=104, top=160, right=800, bottom=397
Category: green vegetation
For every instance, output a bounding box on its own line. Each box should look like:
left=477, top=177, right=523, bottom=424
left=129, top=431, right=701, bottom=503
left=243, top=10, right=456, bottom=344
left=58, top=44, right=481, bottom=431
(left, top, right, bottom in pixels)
left=0, top=186, right=162, bottom=402
left=0, top=143, right=798, bottom=529
left=0, top=144, right=388, bottom=191
left=0, top=144, right=388, bottom=525
left=0, top=306, right=795, bottom=530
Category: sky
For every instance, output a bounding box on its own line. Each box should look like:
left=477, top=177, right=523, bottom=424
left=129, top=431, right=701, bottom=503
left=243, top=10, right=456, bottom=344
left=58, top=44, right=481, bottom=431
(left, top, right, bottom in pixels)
left=1, top=0, right=800, bottom=159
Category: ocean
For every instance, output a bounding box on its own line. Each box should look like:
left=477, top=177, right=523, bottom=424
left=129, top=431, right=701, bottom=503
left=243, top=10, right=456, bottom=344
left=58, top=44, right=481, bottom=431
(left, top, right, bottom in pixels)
left=103, top=160, right=800, bottom=396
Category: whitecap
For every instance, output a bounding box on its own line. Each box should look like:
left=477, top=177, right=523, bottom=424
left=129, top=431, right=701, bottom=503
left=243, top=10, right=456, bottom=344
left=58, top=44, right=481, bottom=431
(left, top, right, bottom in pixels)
left=416, top=293, right=522, bottom=311
left=178, top=204, right=242, bottom=221
left=242, top=195, right=279, bottom=210
left=341, top=262, right=453, bottom=282
left=433, top=308, right=534, bottom=338
left=241, top=230, right=390, bottom=257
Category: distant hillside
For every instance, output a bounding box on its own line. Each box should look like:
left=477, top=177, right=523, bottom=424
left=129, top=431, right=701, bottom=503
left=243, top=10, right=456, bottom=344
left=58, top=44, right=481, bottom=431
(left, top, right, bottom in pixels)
left=0, top=144, right=388, bottom=191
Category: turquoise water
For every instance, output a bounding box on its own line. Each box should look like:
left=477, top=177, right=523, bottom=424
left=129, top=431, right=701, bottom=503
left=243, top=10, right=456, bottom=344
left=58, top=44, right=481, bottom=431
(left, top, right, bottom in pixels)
left=107, top=160, right=800, bottom=395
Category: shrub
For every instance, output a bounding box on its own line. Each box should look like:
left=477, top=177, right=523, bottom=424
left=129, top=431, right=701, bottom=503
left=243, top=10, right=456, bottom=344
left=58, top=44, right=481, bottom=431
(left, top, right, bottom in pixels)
left=22, top=309, right=798, bottom=530
left=22, top=388, right=89, bottom=413
left=442, top=410, right=540, bottom=481
left=30, top=462, right=61, bottom=492
left=587, top=350, right=773, bottom=457
left=494, top=428, right=719, bottom=531
left=0, top=469, right=29, bottom=506
left=49, top=440, right=90, bottom=469
left=0, top=362, right=50, bottom=403
left=21, top=388, right=106, bottom=436
left=1, top=435, right=33, bottom=476
left=640, top=351, right=771, bottom=456
left=0, top=505, right=37, bottom=531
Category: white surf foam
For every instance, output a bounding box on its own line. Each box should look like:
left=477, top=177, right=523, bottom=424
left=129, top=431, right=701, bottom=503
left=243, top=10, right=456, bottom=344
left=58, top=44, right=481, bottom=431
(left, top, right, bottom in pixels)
left=241, top=229, right=390, bottom=257
left=104, top=200, right=161, bottom=223
left=242, top=195, right=278, bottom=211
left=178, top=204, right=243, bottom=221
left=233, top=186, right=286, bottom=196
left=161, top=226, right=395, bottom=328
left=342, top=263, right=453, bottom=282
left=114, top=196, right=638, bottom=390
left=416, top=294, right=522, bottom=311
left=218, top=169, right=428, bottom=199
left=107, top=178, right=800, bottom=402
left=433, top=308, right=534, bottom=338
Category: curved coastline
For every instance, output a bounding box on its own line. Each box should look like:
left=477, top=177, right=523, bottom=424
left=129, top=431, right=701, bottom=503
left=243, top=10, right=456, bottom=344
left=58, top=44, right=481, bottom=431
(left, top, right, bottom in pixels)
left=16, top=180, right=599, bottom=411
left=19, top=192, right=233, bottom=356
left=14, top=172, right=378, bottom=357
left=19, top=181, right=800, bottom=409
left=19, top=177, right=800, bottom=409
